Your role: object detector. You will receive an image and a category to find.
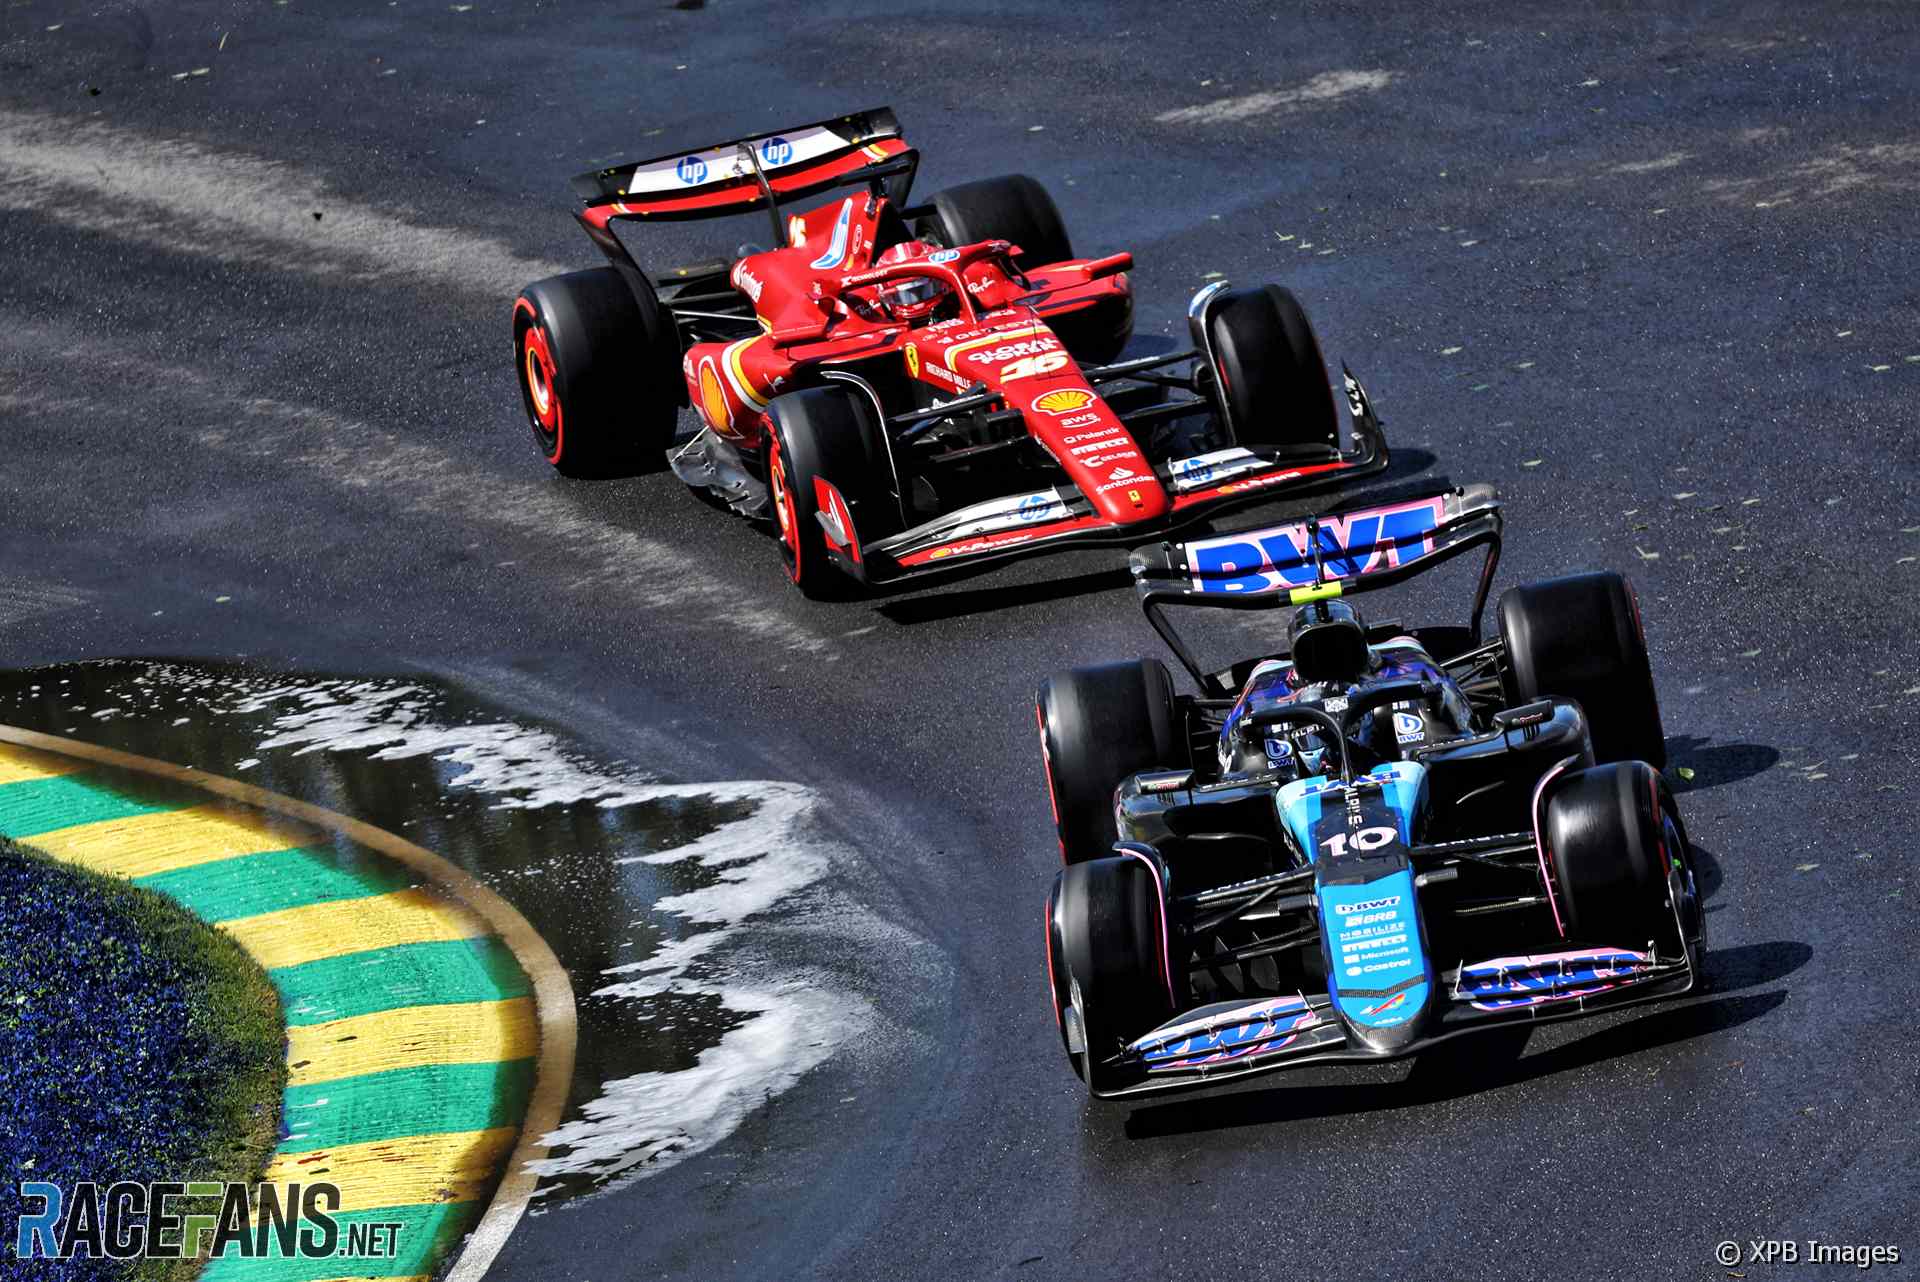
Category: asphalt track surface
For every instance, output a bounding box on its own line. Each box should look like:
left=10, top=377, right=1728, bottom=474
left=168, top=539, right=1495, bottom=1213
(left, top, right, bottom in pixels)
left=3, top=3, right=1917, bottom=1280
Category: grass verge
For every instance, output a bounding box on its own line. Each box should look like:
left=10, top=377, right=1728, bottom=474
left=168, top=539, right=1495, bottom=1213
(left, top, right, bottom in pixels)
left=0, top=836, right=285, bottom=1280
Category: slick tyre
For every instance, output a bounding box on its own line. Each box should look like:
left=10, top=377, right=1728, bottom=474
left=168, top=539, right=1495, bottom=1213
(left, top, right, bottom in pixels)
left=1036, top=660, right=1182, bottom=863
left=1499, top=571, right=1667, bottom=767
left=513, top=267, right=679, bottom=476
left=1048, top=855, right=1174, bottom=1097
left=1202, top=284, right=1342, bottom=457
left=1543, top=761, right=1697, bottom=951
left=763, top=386, right=900, bottom=599
left=919, top=174, right=1073, bottom=271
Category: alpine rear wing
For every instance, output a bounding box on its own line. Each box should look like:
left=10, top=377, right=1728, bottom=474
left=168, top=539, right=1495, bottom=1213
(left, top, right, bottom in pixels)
left=1129, top=485, right=1504, bottom=694
left=571, top=107, right=913, bottom=226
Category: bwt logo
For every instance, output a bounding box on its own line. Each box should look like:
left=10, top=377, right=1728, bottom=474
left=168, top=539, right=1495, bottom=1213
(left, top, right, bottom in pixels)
left=1187, top=496, right=1446, bottom=594
left=758, top=136, right=794, bottom=165
left=675, top=154, right=708, bottom=184
left=15, top=1181, right=403, bottom=1263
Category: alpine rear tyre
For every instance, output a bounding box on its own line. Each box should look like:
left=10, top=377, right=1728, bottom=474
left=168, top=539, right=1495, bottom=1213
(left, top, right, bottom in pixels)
left=1499, top=571, right=1667, bottom=767
left=1037, top=659, right=1181, bottom=863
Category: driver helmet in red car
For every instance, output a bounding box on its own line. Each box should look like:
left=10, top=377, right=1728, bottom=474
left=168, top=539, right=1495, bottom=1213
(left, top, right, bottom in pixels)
left=870, top=240, right=954, bottom=321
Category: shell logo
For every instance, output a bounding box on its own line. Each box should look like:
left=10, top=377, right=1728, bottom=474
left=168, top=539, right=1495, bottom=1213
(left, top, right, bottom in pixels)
left=698, top=359, right=732, bottom=431
left=905, top=343, right=921, bottom=378
left=1033, top=388, right=1096, bottom=416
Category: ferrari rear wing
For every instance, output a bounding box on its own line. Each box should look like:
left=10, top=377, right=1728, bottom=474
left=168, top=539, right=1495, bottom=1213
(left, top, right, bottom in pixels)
left=1130, top=485, right=1504, bottom=695
left=571, top=107, right=913, bottom=226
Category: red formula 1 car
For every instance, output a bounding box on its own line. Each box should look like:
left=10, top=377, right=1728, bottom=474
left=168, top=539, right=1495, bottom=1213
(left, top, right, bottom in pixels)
left=511, top=108, right=1389, bottom=595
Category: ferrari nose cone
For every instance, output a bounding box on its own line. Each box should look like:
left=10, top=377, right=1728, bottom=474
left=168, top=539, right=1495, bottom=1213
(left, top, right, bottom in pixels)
left=1022, top=385, right=1169, bottom=522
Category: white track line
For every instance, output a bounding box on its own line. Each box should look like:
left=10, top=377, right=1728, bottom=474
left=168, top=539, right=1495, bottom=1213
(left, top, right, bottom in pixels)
left=1156, top=69, right=1399, bottom=126
left=0, top=106, right=567, bottom=293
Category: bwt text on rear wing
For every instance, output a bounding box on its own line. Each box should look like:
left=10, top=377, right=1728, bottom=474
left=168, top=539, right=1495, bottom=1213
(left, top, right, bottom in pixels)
left=1129, top=485, right=1505, bottom=695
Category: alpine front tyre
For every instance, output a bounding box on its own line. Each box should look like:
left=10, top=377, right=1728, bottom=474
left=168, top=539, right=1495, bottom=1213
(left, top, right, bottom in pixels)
left=1048, top=854, right=1174, bottom=1096
left=1542, top=761, right=1698, bottom=954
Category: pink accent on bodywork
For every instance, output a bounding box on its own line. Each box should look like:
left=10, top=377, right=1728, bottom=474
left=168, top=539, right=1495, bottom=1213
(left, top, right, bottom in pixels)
left=1468, top=947, right=1650, bottom=971
left=1160, top=1010, right=1320, bottom=1069
left=1044, top=897, right=1063, bottom=1032
left=1119, top=848, right=1176, bottom=1007
left=1532, top=758, right=1575, bottom=938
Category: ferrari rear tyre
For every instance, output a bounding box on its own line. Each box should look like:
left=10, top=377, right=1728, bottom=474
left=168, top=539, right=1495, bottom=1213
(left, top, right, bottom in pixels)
left=1543, top=761, right=1695, bottom=950
left=1036, top=659, right=1182, bottom=863
left=1049, top=855, right=1174, bottom=1096
left=1202, top=284, right=1342, bottom=457
left=1499, top=571, right=1667, bottom=767
left=762, top=386, right=900, bottom=599
left=512, top=267, right=679, bottom=476
left=920, top=174, right=1073, bottom=272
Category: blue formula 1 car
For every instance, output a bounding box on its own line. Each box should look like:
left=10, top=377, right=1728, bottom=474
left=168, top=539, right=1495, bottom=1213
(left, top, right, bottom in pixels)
left=1034, top=485, right=1705, bottom=1097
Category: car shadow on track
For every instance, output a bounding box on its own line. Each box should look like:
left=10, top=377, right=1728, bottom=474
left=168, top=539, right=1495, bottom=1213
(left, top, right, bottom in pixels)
left=1666, top=735, right=1780, bottom=795
left=876, top=566, right=1135, bottom=625
left=1692, top=840, right=1727, bottom=903
left=1119, top=938, right=1810, bottom=1140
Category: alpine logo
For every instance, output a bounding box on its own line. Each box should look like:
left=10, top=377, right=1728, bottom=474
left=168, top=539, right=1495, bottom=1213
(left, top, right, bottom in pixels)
left=1359, top=991, right=1408, bottom=1018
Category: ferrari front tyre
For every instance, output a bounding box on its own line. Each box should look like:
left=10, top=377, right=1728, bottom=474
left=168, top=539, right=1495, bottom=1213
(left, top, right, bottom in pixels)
left=1036, top=659, right=1181, bottom=863
left=1542, top=761, right=1696, bottom=951
left=920, top=174, right=1073, bottom=272
left=1203, top=284, right=1342, bottom=457
left=762, top=386, right=900, bottom=598
left=512, top=267, right=679, bottom=477
left=1498, top=571, right=1667, bottom=767
left=1049, top=855, right=1174, bottom=1096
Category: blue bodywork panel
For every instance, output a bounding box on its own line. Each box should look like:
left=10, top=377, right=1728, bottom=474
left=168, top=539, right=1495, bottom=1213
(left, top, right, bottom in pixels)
left=1274, top=760, right=1438, bottom=1048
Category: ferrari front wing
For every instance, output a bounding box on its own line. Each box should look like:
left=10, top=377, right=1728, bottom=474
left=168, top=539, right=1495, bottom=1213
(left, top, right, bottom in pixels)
left=828, top=415, right=1389, bottom=585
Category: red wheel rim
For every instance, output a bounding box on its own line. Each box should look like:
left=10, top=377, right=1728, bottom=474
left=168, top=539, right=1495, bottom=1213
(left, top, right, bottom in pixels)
left=521, top=324, right=564, bottom=463
left=768, top=434, right=802, bottom=583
